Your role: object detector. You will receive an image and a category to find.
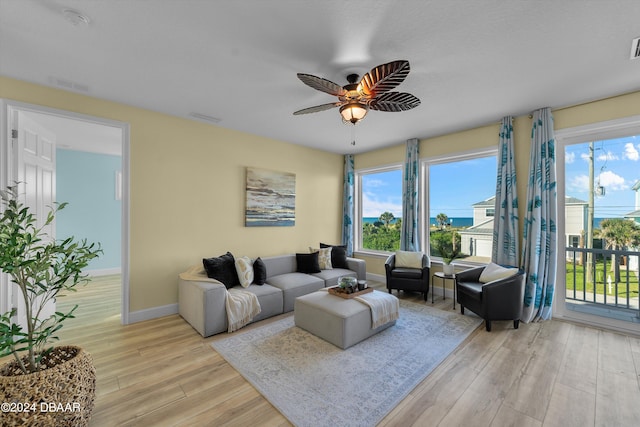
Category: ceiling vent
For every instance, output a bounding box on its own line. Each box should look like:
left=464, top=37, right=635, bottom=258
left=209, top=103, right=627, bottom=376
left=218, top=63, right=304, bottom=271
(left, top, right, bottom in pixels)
left=48, top=76, right=89, bottom=93
left=631, top=37, right=640, bottom=60
left=188, top=112, right=221, bottom=124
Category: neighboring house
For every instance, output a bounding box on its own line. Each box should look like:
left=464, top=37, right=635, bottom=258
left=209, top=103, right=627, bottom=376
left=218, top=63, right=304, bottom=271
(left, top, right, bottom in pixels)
left=622, top=180, right=640, bottom=272
left=623, top=180, right=640, bottom=224
left=458, top=196, right=588, bottom=260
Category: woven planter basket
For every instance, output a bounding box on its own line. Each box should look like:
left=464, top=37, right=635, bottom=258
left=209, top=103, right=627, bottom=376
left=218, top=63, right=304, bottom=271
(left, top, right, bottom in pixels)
left=0, top=346, right=96, bottom=427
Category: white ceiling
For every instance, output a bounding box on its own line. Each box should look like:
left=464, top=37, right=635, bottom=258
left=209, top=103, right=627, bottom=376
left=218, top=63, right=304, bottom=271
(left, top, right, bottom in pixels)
left=1, top=0, right=639, bottom=155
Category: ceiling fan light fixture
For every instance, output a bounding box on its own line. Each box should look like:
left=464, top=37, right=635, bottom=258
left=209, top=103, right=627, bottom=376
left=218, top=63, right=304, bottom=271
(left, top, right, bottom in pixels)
left=340, top=102, right=368, bottom=125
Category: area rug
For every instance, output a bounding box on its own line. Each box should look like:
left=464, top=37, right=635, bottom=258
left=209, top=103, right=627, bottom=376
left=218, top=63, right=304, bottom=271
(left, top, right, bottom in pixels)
left=211, top=300, right=481, bottom=427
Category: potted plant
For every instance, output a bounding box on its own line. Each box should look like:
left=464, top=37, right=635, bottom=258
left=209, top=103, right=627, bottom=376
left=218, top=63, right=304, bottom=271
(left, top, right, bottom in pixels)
left=433, top=230, right=463, bottom=276
left=0, top=185, right=101, bottom=426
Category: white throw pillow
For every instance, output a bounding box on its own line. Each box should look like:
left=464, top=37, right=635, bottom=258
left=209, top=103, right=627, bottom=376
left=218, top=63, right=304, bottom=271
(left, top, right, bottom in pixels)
left=235, top=256, right=254, bottom=288
left=479, top=262, right=518, bottom=283
left=309, top=247, right=332, bottom=270
left=395, top=250, right=423, bottom=269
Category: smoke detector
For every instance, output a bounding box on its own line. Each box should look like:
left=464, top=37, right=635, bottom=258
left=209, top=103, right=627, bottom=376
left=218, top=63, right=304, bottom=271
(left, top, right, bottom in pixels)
left=62, top=9, right=91, bottom=27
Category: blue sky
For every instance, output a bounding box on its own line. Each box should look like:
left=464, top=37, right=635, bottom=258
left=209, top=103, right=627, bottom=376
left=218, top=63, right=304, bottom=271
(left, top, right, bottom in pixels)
left=565, top=135, right=640, bottom=217
left=362, top=133, right=640, bottom=221
left=361, top=156, right=497, bottom=219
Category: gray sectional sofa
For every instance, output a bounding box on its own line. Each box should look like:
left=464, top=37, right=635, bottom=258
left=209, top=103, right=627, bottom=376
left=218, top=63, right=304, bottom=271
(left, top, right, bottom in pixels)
left=178, top=254, right=366, bottom=337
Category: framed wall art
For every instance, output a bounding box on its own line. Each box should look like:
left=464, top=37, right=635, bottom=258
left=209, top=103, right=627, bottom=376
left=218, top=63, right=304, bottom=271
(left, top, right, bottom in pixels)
left=245, top=167, right=295, bottom=227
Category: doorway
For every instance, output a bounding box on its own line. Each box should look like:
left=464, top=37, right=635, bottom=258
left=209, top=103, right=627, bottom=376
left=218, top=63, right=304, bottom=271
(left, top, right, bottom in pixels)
left=0, top=99, right=130, bottom=325
left=555, top=114, right=640, bottom=336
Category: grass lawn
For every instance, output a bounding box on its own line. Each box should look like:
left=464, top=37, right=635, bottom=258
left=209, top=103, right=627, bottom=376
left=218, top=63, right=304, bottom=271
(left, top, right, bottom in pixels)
left=566, top=262, right=639, bottom=299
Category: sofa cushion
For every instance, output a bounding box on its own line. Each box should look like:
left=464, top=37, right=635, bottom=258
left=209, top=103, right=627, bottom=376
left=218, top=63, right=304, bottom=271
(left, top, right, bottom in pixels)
left=320, top=243, right=349, bottom=269
left=235, top=256, right=254, bottom=288
left=242, top=283, right=283, bottom=320
left=203, top=252, right=240, bottom=289
left=479, top=262, right=518, bottom=283
left=312, top=268, right=356, bottom=288
left=457, top=281, right=484, bottom=300
left=395, top=250, right=423, bottom=269
left=296, top=252, right=321, bottom=273
left=267, top=272, right=325, bottom=312
left=253, top=257, right=266, bottom=285
left=390, top=267, right=423, bottom=279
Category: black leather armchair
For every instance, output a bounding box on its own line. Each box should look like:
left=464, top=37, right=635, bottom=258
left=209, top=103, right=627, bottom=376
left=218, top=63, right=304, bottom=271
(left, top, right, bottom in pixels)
left=385, top=253, right=430, bottom=301
left=455, top=265, right=525, bottom=332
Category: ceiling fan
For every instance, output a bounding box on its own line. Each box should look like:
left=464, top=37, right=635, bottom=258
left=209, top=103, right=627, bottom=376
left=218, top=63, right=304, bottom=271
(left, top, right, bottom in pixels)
left=293, top=60, right=420, bottom=125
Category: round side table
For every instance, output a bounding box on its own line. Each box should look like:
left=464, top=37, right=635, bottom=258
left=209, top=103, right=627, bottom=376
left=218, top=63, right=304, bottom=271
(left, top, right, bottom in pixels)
left=433, top=272, right=456, bottom=309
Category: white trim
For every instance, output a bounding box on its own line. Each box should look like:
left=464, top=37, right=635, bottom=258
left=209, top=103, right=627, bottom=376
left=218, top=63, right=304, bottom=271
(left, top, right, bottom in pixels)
left=553, top=310, right=640, bottom=338
left=355, top=161, right=403, bottom=175
left=0, top=100, right=10, bottom=316
left=87, top=268, right=121, bottom=277
left=555, top=114, right=640, bottom=144
left=555, top=115, right=640, bottom=335
left=366, top=272, right=385, bottom=283
left=421, top=146, right=499, bottom=260
left=354, top=163, right=403, bottom=253
left=128, top=303, right=179, bottom=324
left=421, top=146, right=498, bottom=165
left=0, top=99, right=132, bottom=325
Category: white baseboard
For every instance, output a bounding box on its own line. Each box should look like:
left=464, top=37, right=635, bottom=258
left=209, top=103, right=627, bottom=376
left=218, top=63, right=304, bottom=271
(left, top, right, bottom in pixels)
left=128, top=303, right=178, bottom=324
left=366, top=272, right=385, bottom=283
left=87, top=267, right=121, bottom=277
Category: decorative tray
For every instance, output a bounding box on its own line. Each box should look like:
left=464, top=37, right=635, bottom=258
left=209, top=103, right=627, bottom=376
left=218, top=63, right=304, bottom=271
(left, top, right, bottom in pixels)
left=327, top=286, right=373, bottom=299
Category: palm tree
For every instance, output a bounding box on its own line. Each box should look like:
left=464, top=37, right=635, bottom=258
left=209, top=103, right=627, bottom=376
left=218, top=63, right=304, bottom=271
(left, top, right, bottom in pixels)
left=379, top=211, right=395, bottom=227
left=596, top=218, right=640, bottom=282
left=436, top=213, right=449, bottom=230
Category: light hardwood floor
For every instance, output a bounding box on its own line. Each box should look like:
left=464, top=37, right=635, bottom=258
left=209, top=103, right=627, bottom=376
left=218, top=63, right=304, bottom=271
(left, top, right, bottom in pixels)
left=42, top=276, right=640, bottom=426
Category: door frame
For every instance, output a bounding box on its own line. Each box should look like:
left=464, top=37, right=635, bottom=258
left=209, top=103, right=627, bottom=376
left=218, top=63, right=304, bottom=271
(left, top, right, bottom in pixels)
left=0, top=99, right=131, bottom=325
left=555, top=114, right=640, bottom=336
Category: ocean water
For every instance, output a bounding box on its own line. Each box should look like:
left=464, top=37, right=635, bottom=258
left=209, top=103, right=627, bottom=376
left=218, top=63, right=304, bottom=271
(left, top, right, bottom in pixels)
left=363, top=217, right=607, bottom=228
left=363, top=217, right=474, bottom=227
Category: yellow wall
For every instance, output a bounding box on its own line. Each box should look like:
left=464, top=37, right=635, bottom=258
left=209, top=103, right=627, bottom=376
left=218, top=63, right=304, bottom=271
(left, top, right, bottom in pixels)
left=0, top=76, right=345, bottom=312
left=355, top=90, right=640, bottom=277
left=4, top=75, right=640, bottom=308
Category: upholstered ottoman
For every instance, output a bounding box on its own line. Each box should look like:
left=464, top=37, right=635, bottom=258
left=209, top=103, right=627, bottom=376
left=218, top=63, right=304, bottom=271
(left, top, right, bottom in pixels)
left=294, top=290, right=397, bottom=349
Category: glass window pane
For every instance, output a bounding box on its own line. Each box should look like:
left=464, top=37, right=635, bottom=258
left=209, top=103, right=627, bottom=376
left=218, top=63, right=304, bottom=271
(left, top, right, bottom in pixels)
left=429, top=155, right=496, bottom=263
left=361, top=169, right=402, bottom=252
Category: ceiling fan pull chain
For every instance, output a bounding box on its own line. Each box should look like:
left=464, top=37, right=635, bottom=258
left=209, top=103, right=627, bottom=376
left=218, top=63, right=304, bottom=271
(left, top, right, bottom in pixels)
left=351, top=125, right=356, bottom=146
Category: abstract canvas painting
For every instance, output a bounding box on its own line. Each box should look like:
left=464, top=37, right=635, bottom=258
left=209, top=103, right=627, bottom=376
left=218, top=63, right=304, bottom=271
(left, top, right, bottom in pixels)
left=245, top=167, right=295, bottom=226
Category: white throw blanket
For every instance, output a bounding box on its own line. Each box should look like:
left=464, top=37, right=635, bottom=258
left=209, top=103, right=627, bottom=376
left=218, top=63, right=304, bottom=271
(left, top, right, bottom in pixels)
left=355, top=291, right=400, bottom=329
left=179, top=265, right=261, bottom=333
left=225, top=288, right=261, bottom=333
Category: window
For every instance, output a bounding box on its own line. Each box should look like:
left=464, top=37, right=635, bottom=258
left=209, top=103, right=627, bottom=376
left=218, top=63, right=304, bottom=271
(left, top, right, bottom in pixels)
left=356, top=166, right=402, bottom=252
left=424, top=150, right=497, bottom=263
left=569, top=235, right=580, bottom=247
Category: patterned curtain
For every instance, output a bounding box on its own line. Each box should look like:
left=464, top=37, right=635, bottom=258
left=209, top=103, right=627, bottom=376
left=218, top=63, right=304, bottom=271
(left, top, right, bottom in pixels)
left=521, top=108, right=557, bottom=322
left=492, top=116, right=519, bottom=266
left=341, top=154, right=354, bottom=256
left=400, top=138, right=420, bottom=251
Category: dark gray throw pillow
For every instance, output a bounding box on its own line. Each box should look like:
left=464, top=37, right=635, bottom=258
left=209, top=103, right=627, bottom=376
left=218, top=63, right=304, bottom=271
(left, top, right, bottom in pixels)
left=296, top=252, right=321, bottom=273
left=202, top=251, right=240, bottom=289
left=253, top=257, right=267, bottom=285
left=320, top=243, right=349, bottom=269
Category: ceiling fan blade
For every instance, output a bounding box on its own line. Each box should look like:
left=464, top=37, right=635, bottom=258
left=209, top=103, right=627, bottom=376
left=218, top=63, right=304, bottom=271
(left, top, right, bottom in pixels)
left=368, top=92, right=421, bottom=112
left=297, top=74, right=347, bottom=97
left=293, top=102, right=344, bottom=115
left=360, top=60, right=411, bottom=97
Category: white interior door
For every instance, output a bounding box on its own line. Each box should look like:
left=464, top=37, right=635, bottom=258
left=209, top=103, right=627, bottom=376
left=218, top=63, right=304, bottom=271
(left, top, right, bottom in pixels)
left=10, top=110, right=57, bottom=329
